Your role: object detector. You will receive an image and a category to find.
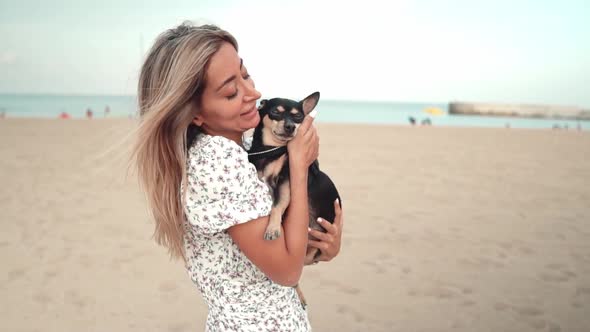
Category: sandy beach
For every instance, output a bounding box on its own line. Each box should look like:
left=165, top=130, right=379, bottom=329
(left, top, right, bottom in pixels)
left=1, top=118, right=589, bottom=332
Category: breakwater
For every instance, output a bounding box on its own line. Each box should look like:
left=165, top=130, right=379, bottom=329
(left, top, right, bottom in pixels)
left=449, top=102, right=590, bottom=120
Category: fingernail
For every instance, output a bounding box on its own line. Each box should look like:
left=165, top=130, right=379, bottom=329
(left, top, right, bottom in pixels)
left=317, top=218, right=323, bottom=223
left=308, top=227, right=312, bottom=232
left=335, top=198, right=339, bottom=205
left=309, top=110, right=318, bottom=118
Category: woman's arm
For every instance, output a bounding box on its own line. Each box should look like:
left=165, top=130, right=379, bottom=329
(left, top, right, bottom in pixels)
left=228, top=115, right=318, bottom=287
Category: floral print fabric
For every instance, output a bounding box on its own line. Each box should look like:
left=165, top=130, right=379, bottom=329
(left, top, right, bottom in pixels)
left=183, top=134, right=311, bottom=331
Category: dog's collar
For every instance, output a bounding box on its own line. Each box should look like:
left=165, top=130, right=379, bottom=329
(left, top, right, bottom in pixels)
left=247, top=146, right=288, bottom=161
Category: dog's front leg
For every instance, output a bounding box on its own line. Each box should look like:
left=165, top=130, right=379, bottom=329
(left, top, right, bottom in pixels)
left=264, top=180, right=290, bottom=240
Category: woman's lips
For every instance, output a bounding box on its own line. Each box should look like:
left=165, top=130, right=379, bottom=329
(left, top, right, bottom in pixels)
left=241, top=106, right=257, bottom=118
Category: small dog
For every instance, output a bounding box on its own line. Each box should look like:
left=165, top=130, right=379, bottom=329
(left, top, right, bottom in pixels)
left=248, top=91, right=341, bottom=245
left=248, top=91, right=341, bottom=307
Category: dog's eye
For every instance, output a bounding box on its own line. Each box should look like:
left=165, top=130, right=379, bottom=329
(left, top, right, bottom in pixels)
left=293, top=113, right=304, bottom=121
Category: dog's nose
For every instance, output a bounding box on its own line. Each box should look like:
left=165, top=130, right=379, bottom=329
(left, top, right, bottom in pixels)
left=284, top=122, right=295, bottom=134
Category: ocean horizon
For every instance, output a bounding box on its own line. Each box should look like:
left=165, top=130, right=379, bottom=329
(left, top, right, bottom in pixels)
left=1, top=93, right=588, bottom=130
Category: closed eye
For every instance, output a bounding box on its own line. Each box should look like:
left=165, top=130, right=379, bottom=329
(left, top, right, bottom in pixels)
left=226, top=90, right=238, bottom=100
left=226, top=71, right=251, bottom=100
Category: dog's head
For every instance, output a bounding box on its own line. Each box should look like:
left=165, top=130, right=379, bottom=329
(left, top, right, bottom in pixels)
left=258, top=92, right=320, bottom=146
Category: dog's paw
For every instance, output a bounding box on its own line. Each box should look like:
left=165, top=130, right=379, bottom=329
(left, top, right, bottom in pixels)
left=264, top=226, right=282, bottom=241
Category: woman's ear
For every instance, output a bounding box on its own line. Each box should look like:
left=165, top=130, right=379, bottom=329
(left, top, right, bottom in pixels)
left=192, top=115, right=204, bottom=126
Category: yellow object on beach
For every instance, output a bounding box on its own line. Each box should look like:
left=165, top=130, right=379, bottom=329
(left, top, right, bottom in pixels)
left=423, top=107, right=444, bottom=116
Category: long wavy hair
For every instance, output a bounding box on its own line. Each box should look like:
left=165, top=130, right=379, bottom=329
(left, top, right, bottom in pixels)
left=131, top=22, right=238, bottom=262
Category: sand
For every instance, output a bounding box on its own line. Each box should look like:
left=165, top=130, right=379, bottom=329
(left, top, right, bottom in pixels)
left=1, top=118, right=590, bottom=332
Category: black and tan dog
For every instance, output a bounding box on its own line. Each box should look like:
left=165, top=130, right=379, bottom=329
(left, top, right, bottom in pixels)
left=248, top=92, right=341, bottom=307
left=248, top=91, right=341, bottom=247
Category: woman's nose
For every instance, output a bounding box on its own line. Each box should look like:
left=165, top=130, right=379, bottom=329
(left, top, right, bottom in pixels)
left=247, top=87, right=261, bottom=101
left=244, top=82, right=261, bottom=101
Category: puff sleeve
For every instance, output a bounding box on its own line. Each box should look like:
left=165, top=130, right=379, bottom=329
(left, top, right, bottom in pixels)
left=184, top=135, right=272, bottom=234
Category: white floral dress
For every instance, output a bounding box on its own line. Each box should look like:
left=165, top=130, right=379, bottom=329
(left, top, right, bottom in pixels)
left=183, top=134, right=311, bottom=332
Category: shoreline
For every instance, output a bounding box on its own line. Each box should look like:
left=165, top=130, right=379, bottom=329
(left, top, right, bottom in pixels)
left=0, top=117, right=588, bottom=132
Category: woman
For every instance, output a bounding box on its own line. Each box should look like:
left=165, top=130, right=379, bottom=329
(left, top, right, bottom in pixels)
left=132, top=22, right=343, bottom=331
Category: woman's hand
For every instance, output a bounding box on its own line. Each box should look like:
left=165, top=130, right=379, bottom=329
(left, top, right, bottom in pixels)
left=306, top=199, right=343, bottom=263
left=287, top=112, right=319, bottom=172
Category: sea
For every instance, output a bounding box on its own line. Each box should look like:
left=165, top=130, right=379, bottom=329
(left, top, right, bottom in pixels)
left=1, top=93, right=588, bottom=130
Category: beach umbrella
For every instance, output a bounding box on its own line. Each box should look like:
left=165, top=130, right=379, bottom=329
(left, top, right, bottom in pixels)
left=423, top=107, right=444, bottom=116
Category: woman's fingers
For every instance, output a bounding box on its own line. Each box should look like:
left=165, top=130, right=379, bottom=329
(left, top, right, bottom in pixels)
left=315, top=217, right=336, bottom=234
left=308, top=228, right=332, bottom=242
left=307, top=239, right=328, bottom=252
left=297, top=111, right=315, bottom=136
left=313, top=129, right=319, bottom=159
left=300, top=125, right=319, bottom=163
left=288, top=113, right=319, bottom=167
left=307, top=199, right=343, bottom=262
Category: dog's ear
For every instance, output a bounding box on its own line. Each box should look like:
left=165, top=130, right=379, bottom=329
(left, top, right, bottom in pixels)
left=301, top=92, right=320, bottom=115
left=258, top=99, right=267, bottom=110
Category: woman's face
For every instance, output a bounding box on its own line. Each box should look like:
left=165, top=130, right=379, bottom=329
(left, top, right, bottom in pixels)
left=193, top=42, right=261, bottom=144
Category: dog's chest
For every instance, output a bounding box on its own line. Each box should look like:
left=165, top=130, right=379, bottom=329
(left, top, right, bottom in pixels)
left=258, top=155, right=287, bottom=185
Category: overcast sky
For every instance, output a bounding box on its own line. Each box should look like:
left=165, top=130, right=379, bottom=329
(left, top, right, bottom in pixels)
left=1, top=0, right=589, bottom=106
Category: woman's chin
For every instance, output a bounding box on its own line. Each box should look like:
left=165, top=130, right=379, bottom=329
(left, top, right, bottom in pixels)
left=242, top=113, right=260, bottom=130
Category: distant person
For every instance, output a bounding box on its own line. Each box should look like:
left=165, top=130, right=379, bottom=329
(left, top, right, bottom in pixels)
left=408, top=116, right=416, bottom=126
left=552, top=124, right=560, bottom=130
left=421, top=118, right=432, bottom=126
left=505, top=122, right=511, bottom=129
left=59, top=112, right=70, bottom=119
left=86, top=108, right=93, bottom=119
left=104, top=105, right=111, bottom=118
left=0, top=110, right=5, bottom=119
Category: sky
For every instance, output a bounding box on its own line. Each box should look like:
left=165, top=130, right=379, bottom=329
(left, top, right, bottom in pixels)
left=0, top=0, right=589, bottom=107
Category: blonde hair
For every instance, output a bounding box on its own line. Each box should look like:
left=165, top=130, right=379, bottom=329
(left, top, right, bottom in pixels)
left=132, top=22, right=238, bottom=261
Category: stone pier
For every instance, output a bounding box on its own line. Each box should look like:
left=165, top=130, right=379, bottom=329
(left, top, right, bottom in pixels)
left=449, top=102, right=590, bottom=120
